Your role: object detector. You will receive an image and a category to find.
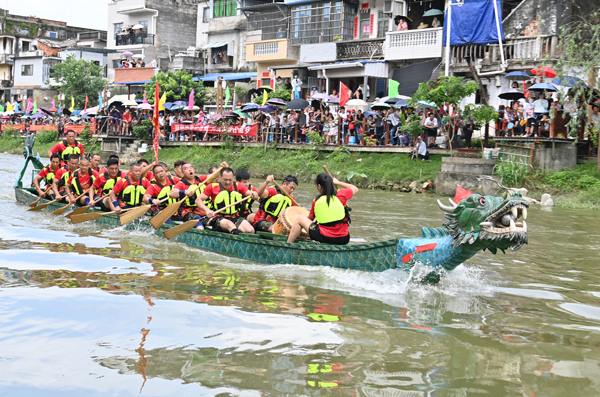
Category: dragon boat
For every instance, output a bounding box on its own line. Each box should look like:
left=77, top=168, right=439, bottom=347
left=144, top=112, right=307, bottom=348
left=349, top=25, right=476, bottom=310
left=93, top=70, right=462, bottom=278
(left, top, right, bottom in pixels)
left=14, top=136, right=529, bottom=281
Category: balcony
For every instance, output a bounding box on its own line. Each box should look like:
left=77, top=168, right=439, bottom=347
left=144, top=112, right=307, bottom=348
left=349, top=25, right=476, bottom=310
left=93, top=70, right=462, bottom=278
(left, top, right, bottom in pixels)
left=0, top=79, right=13, bottom=88
left=336, top=38, right=384, bottom=61
left=0, top=53, right=14, bottom=65
left=245, top=39, right=299, bottom=63
left=208, top=15, right=247, bottom=33
left=114, top=67, right=156, bottom=84
left=78, top=31, right=107, bottom=41
left=384, top=28, right=443, bottom=61
left=115, top=32, right=154, bottom=47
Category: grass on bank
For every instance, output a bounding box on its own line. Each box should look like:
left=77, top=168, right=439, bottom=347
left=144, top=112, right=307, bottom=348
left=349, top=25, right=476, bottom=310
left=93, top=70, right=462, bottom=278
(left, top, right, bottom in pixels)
left=144, top=145, right=445, bottom=187
left=0, top=130, right=100, bottom=157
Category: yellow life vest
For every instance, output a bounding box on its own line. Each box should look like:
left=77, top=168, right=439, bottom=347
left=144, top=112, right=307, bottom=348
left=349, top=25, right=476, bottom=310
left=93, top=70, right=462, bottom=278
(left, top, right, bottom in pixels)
left=120, top=176, right=146, bottom=207
left=71, top=169, right=95, bottom=196
left=151, top=176, right=177, bottom=206
left=60, top=140, right=82, bottom=161
left=58, top=168, right=76, bottom=190
left=212, top=182, right=243, bottom=216
left=180, top=176, right=206, bottom=207
left=259, top=187, right=292, bottom=218
left=313, top=194, right=347, bottom=226
left=242, top=184, right=256, bottom=214
left=42, top=165, right=60, bottom=186
left=101, top=171, right=122, bottom=195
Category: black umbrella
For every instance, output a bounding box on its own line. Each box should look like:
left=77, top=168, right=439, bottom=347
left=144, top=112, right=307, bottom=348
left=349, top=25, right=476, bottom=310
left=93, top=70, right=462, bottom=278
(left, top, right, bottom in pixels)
left=62, top=108, right=72, bottom=116
left=287, top=98, right=309, bottom=110
left=498, top=89, right=525, bottom=100
left=394, top=15, right=413, bottom=29
left=40, top=107, right=54, bottom=115
left=14, top=111, right=25, bottom=116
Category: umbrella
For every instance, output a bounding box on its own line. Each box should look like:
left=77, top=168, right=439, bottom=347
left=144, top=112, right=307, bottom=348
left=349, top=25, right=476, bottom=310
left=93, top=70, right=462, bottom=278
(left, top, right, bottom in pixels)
left=242, top=103, right=259, bottom=112
left=363, top=111, right=379, bottom=118
left=498, top=88, right=525, bottom=100
left=393, top=99, right=409, bottom=108
left=344, top=99, right=370, bottom=112
left=163, top=102, right=173, bottom=110
left=135, top=99, right=144, bottom=103
left=170, top=105, right=185, bottom=111
left=122, top=51, right=134, bottom=56
left=223, top=111, right=239, bottom=118
left=416, top=100, right=437, bottom=109
left=531, top=66, right=556, bottom=78
left=528, top=83, right=557, bottom=91
left=211, top=114, right=223, bottom=120
left=71, top=110, right=82, bottom=115
left=505, top=71, right=531, bottom=81
left=371, top=103, right=391, bottom=110
left=393, top=15, right=413, bottom=29
left=20, top=115, right=31, bottom=119
left=311, top=92, right=332, bottom=101
left=137, top=103, right=153, bottom=110
left=123, top=100, right=138, bottom=107
left=287, top=98, right=309, bottom=110
left=40, top=107, right=54, bottom=115
left=257, top=86, right=273, bottom=93
left=173, top=101, right=187, bottom=106
left=266, top=98, right=286, bottom=107
left=327, top=97, right=340, bottom=104
left=1, top=116, right=10, bottom=119
left=551, top=76, right=587, bottom=88
left=258, top=105, right=276, bottom=112
left=423, top=9, right=444, bottom=16
left=62, top=108, right=71, bottom=116
left=70, top=116, right=80, bottom=121
left=132, top=24, right=145, bottom=30
left=233, top=110, right=250, bottom=118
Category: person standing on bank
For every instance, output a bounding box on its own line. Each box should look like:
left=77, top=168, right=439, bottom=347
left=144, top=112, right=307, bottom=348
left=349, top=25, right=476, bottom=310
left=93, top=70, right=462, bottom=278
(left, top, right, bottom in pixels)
left=287, top=173, right=358, bottom=245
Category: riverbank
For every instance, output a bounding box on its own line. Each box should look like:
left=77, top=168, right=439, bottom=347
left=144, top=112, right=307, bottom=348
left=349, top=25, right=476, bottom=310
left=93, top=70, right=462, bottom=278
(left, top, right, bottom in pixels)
left=0, top=134, right=100, bottom=158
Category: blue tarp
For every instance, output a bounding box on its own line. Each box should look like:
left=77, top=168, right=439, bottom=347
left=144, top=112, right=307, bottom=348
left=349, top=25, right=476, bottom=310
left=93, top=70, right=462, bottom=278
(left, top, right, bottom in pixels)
left=193, top=72, right=256, bottom=82
left=442, top=0, right=503, bottom=46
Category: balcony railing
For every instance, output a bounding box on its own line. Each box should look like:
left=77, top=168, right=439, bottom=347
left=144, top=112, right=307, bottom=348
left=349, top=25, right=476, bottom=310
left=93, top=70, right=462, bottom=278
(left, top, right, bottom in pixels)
left=115, top=33, right=155, bottom=46
left=254, top=42, right=279, bottom=56
left=384, top=28, right=443, bottom=61
left=78, top=31, right=108, bottom=41
left=336, top=38, right=384, bottom=61
left=0, top=53, right=14, bottom=65
left=245, top=39, right=298, bottom=62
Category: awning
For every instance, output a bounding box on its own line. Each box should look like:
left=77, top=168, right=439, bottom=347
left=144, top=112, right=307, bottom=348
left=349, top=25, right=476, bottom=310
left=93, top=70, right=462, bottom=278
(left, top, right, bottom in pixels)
left=309, top=61, right=389, bottom=79
left=114, top=80, right=153, bottom=85
left=193, top=72, right=257, bottom=82
left=202, top=41, right=229, bottom=50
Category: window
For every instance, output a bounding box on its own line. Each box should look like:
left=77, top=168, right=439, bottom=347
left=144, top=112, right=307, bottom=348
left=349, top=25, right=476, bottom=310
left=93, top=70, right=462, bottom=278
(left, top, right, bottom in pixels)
left=377, top=11, right=389, bottom=38
left=114, top=23, right=123, bottom=35
left=21, top=64, right=33, bottom=76
left=139, top=21, right=148, bottom=28
left=22, top=41, right=30, bottom=52
left=214, top=0, right=236, bottom=18
left=203, top=7, right=210, bottom=23
left=360, top=11, right=370, bottom=39
left=290, top=1, right=355, bottom=45
left=48, top=32, right=57, bottom=38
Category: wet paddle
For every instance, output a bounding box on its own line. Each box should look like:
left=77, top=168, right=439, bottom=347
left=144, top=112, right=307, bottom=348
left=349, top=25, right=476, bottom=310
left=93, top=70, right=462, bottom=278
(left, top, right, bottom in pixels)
left=28, top=195, right=64, bottom=211
left=29, top=187, right=51, bottom=207
left=149, top=166, right=223, bottom=230
left=51, top=190, right=89, bottom=215
left=70, top=206, right=137, bottom=225
left=163, top=196, right=251, bottom=240
left=119, top=204, right=151, bottom=226
left=64, top=195, right=109, bottom=218
left=272, top=180, right=300, bottom=207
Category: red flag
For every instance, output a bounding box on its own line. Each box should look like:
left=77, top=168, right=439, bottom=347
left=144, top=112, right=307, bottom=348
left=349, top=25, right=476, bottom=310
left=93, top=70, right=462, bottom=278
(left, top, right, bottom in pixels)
left=454, top=185, right=473, bottom=204
left=152, top=82, right=160, bottom=161
left=84, top=95, right=89, bottom=112
left=340, top=82, right=350, bottom=107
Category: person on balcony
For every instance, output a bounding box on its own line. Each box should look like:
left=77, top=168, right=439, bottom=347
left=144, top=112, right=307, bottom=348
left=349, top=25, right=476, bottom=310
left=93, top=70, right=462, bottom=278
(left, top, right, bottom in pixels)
left=395, top=16, right=409, bottom=31
left=276, top=27, right=286, bottom=39
left=431, top=16, right=442, bottom=28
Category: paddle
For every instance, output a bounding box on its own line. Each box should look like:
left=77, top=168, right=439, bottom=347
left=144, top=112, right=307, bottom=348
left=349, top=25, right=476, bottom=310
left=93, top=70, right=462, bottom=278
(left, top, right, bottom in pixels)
left=119, top=204, right=151, bottom=226
left=272, top=180, right=300, bottom=207
left=65, top=195, right=109, bottom=218
left=70, top=206, right=138, bottom=225
left=28, top=195, right=64, bottom=211
left=163, top=196, right=251, bottom=240
left=149, top=166, right=224, bottom=230
left=322, top=165, right=342, bottom=189
left=51, top=190, right=89, bottom=215
left=29, top=187, right=51, bottom=207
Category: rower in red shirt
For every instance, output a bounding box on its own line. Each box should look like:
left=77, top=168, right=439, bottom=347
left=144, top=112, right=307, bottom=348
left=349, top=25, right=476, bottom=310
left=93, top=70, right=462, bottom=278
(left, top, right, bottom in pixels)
left=52, top=154, right=80, bottom=204
left=90, top=158, right=126, bottom=212
left=33, top=153, right=62, bottom=199
left=253, top=174, right=299, bottom=233
left=90, top=154, right=102, bottom=173
left=143, top=163, right=181, bottom=220
left=235, top=170, right=259, bottom=224
left=108, top=162, right=150, bottom=213
left=195, top=167, right=259, bottom=235
left=169, top=163, right=210, bottom=229
left=48, top=130, right=85, bottom=162
left=65, top=157, right=98, bottom=206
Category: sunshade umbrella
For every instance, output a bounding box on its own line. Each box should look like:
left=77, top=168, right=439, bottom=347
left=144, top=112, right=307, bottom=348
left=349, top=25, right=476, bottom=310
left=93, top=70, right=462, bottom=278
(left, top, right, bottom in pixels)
left=71, top=110, right=82, bottom=115
left=131, top=24, right=145, bottom=30
left=211, top=114, right=223, bottom=120
left=327, top=97, right=340, bottom=104
left=135, top=99, right=144, bottom=104
left=123, top=100, right=138, bottom=107
left=393, top=15, right=413, bottom=29
left=528, top=83, right=557, bottom=91
left=385, top=97, right=402, bottom=104
left=393, top=99, right=409, bottom=108
left=266, top=98, right=286, bottom=107
left=40, top=107, right=54, bottom=115
left=70, top=116, right=80, bottom=121
left=258, top=105, right=276, bottom=112
left=62, top=108, right=71, bottom=116
left=20, top=115, right=31, bottom=119
left=551, top=76, right=586, bottom=88
left=531, top=66, right=556, bottom=78
left=173, top=101, right=187, bottom=106
left=423, top=9, right=444, bottom=16
left=1, top=116, right=10, bottom=119
left=137, top=103, right=153, bottom=110
left=311, top=92, right=332, bottom=101
left=242, top=103, right=259, bottom=112
left=223, top=111, right=239, bottom=118
left=416, top=100, right=437, bottom=109
left=122, top=51, right=134, bottom=56
left=363, top=111, right=379, bottom=118
left=84, top=108, right=98, bottom=115
left=371, top=103, right=391, bottom=110
left=170, top=105, right=185, bottom=111
left=287, top=98, right=309, bottom=110
left=498, top=88, right=525, bottom=100
left=163, top=102, right=173, bottom=110
left=505, top=71, right=531, bottom=81
left=257, top=86, right=273, bottom=93
left=233, top=110, right=250, bottom=118
left=344, top=99, right=370, bottom=112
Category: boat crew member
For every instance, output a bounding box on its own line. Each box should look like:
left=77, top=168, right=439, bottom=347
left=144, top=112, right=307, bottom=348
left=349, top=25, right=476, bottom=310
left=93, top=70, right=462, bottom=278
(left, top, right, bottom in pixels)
left=65, top=157, right=98, bottom=206
left=235, top=170, right=259, bottom=224
left=253, top=175, right=298, bottom=233
left=33, top=153, right=62, bottom=198
left=137, top=158, right=155, bottom=182
left=143, top=163, right=181, bottom=220
left=99, top=154, right=120, bottom=174
left=52, top=154, right=80, bottom=203
left=173, top=160, right=186, bottom=179
left=109, top=162, right=150, bottom=214
left=90, top=158, right=125, bottom=212
left=196, top=167, right=259, bottom=235
left=169, top=163, right=210, bottom=229
left=287, top=173, right=358, bottom=245
left=90, top=154, right=102, bottom=173
left=48, top=130, right=85, bottom=162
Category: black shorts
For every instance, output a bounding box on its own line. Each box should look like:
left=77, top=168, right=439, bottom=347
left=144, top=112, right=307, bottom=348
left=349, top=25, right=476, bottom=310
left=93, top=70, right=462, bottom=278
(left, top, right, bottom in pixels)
left=98, top=198, right=112, bottom=212
left=527, top=118, right=537, bottom=127
left=254, top=220, right=274, bottom=233
left=210, top=216, right=246, bottom=232
left=308, top=223, right=350, bottom=245
left=182, top=211, right=206, bottom=225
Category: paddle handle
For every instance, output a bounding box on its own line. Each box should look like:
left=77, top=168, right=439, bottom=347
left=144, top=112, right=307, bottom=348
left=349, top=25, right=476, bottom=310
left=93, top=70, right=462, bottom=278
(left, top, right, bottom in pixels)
left=210, top=196, right=251, bottom=218
left=272, top=180, right=299, bottom=207
left=322, top=165, right=341, bottom=189
left=31, top=187, right=51, bottom=206
left=68, top=189, right=90, bottom=205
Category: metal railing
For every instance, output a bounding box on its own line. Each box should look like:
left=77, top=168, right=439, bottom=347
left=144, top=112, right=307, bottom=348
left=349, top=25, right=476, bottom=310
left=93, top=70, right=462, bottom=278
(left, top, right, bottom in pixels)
left=78, top=31, right=108, bottom=41
left=336, top=38, right=384, bottom=61
left=115, top=33, right=155, bottom=46
left=254, top=42, right=279, bottom=56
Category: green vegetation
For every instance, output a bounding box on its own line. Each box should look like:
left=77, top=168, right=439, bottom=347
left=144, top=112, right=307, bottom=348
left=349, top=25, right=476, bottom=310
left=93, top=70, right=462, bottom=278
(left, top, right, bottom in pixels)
left=144, top=70, right=206, bottom=106
left=0, top=133, right=100, bottom=156
left=48, top=55, right=107, bottom=109
left=253, top=87, right=292, bottom=105
left=133, top=120, right=154, bottom=139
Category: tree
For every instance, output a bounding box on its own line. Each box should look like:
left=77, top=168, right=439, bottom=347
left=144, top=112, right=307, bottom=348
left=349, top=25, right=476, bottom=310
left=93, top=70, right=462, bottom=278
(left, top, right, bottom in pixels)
left=48, top=55, right=107, bottom=108
left=144, top=70, right=206, bottom=106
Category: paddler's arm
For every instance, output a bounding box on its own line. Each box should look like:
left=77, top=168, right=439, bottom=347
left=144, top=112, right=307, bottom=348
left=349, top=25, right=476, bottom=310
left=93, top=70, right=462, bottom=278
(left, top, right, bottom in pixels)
left=139, top=160, right=156, bottom=178
left=65, top=183, right=76, bottom=204
left=33, top=174, right=44, bottom=196
left=195, top=192, right=212, bottom=218
left=108, top=189, right=121, bottom=214
left=88, top=185, right=96, bottom=206
left=244, top=188, right=259, bottom=201
left=52, top=177, right=62, bottom=199
left=257, top=175, right=274, bottom=199
left=143, top=193, right=160, bottom=206
left=332, top=177, right=359, bottom=195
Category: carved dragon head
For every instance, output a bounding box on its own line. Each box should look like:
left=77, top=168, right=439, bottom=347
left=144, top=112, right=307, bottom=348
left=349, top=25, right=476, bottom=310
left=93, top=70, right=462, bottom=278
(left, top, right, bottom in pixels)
left=438, top=186, right=529, bottom=254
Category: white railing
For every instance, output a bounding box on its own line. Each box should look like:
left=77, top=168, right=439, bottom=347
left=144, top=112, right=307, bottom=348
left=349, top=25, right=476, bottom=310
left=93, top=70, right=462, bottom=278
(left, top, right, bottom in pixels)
left=384, top=27, right=443, bottom=61
left=449, top=36, right=559, bottom=66
left=254, top=42, right=279, bottom=56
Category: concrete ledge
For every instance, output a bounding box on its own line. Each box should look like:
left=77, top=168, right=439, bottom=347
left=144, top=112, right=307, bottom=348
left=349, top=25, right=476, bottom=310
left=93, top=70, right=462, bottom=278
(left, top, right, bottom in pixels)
left=435, top=172, right=503, bottom=197
left=441, top=157, right=497, bottom=175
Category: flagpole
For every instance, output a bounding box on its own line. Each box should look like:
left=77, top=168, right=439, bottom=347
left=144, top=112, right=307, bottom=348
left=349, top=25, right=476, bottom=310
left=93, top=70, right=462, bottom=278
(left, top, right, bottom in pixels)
left=444, top=0, right=452, bottom=77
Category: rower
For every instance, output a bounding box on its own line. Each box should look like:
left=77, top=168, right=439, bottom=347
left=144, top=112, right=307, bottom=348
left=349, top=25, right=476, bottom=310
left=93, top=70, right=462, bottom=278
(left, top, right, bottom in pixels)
left=90, top=158, right=125, bottom=212
left=287, top=173, right=358, bottom=245
left=253, top=175, right=298, bottom=233
left=169, top=163, right=208, bottom=229
left=99, top=155, right=120, bottom=174
left=33, top=153, right=62, bottom=199
left=52, top=154, right=80, bottom=203
left=65, top=157, right=98, bottom=206
left=48, top=130, right=85, bottom=162
left=235, top=170, right=258, bottom=224
left=137, top=158, right=155, bottom=182
left=90, top=154, right=102, bottom=173
left=173, top=160, right=186, bottom=179
left=195, top=167, right=259, bottom=235
left=143, top=163, right=181, bottom=220
left=108, top=162, right=150, bottom=214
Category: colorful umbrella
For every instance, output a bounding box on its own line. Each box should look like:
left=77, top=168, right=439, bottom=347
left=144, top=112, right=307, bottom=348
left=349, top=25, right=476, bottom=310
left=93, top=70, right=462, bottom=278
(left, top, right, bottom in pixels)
left=423, top=9, right=444, bottom=16
left=137, top=103, right=153, bottom=110
left=242, top=103, right=259, bottom=112
left=551, top=76, right=587, bottom=88
left=122, top=51, right=134, bottom=56
left=371, top=103, right=391, bottom=110
left=266, top=98, right=286, bottom=107
left=528, top=83, right=557, bottom=91
left=505, top=71, right=531, bottom=81
left=531, top=66, right=556, bottom=78
left=258, top=105, right=276, bottom=112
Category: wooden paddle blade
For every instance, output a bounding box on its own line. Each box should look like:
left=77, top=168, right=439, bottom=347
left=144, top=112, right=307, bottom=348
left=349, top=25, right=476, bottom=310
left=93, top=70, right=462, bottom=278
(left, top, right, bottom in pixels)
left=51, top=205, right=70, bottom=215
left=29, top=197, right=42, bottom=207
left=163, top=220, right=199, bottom=240
left=120, top=205, right=150, bottom=226
left=70, top=212, right=105, bottom=224
left=65, top=206, right=90, bottom=218
left=149, top=201, right=182, bottom=229
left=28, top=201, right=54, bottom=211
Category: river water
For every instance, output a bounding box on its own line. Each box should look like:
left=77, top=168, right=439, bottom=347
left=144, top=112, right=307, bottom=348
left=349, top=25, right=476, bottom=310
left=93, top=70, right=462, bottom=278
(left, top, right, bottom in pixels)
left=1, top=152, right=599, bottom=396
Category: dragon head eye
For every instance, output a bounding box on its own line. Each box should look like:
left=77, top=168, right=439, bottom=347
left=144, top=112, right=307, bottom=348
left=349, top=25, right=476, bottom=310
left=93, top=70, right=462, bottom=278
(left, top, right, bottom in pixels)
left=479, top=197, right=486, bottom=206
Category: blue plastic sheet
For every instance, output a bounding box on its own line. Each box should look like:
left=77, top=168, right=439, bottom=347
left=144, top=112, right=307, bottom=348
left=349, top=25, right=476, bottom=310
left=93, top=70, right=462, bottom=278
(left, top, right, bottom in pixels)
left=442, top=0, right=504, bottom=46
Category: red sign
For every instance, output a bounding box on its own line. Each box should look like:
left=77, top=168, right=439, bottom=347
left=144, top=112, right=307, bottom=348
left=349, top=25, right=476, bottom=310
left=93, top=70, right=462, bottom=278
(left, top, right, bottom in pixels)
left=370, top=14, right=374, bottom=36
left=354, top=17, right=359, bottom=39
left=171, top=123, right=257, bottom=137
left=1, top=122, right=94, bottom=134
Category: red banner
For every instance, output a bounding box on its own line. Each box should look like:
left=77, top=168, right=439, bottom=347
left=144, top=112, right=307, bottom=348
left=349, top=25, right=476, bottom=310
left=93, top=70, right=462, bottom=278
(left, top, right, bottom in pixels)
left=1, top=122, right=95, bottom=134
left=354, top=17, right=359, bottom=39
left=370, top=14, right=374, bottom=36
left=171, top=124, right=258, bottom=137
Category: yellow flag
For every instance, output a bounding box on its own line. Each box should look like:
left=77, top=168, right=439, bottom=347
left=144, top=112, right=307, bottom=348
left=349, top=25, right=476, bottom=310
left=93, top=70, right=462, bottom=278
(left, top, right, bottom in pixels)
left=6, top=102, right=14, bottom=112
left=158, top=92, right=167, bottom=111
left=261, top=92, right=268, bottom=106
left=69, top=96, right=74, bottom=112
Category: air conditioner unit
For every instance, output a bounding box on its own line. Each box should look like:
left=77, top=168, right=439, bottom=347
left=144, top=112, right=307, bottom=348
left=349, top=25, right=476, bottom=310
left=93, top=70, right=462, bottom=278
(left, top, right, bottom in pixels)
left=384, top=0, right=406, bottom=15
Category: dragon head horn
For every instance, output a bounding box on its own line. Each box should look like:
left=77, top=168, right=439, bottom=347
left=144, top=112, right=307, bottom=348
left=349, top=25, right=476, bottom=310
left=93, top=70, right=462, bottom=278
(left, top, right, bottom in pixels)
left=437, top=198, right=458, bottom=213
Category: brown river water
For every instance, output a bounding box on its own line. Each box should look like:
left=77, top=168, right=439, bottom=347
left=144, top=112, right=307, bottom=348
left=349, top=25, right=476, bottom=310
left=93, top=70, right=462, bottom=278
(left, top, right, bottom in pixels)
left=1, top=152, right=599, bottom=396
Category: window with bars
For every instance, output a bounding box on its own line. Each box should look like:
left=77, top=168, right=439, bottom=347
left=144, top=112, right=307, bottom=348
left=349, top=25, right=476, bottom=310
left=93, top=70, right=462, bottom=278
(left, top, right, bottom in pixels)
left=377, top=11, right=389, bottom=38
left=214, top=0, right=237, bottom=18
left=21, top=65, right=33, bottom=76
left=247, top=10, right=289, bottom=41
left=290, top=1, right=355, bottom=45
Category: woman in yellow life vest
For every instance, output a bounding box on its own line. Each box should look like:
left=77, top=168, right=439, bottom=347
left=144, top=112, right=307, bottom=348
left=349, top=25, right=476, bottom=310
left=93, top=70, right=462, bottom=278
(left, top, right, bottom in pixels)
left=287, top=173, right=358, bottom=245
